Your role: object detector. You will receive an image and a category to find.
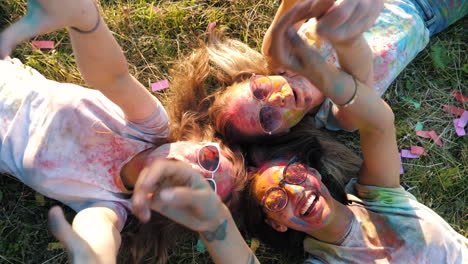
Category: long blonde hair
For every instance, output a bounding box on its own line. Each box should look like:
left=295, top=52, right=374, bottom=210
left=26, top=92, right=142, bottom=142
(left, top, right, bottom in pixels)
left=164, top=30, right=270, bottom=143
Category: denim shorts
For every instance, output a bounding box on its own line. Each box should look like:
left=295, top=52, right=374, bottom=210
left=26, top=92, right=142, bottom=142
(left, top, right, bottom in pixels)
left=410, top=0, right=468, bottom=35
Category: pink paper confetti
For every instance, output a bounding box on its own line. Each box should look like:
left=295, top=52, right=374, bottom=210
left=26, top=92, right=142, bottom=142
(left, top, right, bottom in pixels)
left=152, top=6, right=160, bottom=12
left=452, top=90, right=468, bottom=103
left=458, top=111, right=468, bottom=127
left=428, top=130, right=443, bottom=147
left=31, top=40, right=55, bottom=49
left=415, top=130, right=432, bottom=138
left=410, top=146, right=427, bottom=156
left=151, top=80, right=169, bottom=92
left=442, top=105, right=466, bottom=116
left=207, top=21, right=216, bottom=33
left=453, top=119, right=466, bottom=136
left=399, top=153, right=404, bottom=174
left=401, top=149, right=420, bottom=159
left=416, top=130, right=443, bottom=147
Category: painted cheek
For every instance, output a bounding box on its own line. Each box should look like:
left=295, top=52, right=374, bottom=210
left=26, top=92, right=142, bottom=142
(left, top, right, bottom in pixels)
left=289, top=217, right=309, bottom=227
left=283, top=110, right=307, bottom=127
left=249, top=117, right=256, bottom=127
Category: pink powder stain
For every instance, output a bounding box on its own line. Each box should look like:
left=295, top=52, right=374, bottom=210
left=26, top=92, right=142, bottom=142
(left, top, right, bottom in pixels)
left=249, top=117, right=256, bottom=127
left=82, top=132, right=144, bottom=191
left=39, top=160, right=57, bottom=169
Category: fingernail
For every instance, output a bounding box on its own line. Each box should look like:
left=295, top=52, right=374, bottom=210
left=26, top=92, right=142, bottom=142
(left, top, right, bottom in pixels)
left=160, top=190, right=174, bottom=202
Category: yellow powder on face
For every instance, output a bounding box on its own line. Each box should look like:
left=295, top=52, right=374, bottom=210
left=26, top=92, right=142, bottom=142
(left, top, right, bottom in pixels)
left=265, top=191, right=285, bottom=206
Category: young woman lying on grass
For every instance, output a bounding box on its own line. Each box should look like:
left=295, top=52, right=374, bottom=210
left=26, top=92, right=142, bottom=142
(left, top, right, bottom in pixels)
left=168, top=0, right=467, bottom=142
left=0, top=0, right=246, bottom=263
left=98, top=1, right=465, bottom=263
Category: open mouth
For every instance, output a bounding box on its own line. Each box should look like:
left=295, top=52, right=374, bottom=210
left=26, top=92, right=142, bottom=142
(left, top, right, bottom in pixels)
left=290, top=86, right=299, bottom=107
left=300, top=192, right=319, bottom=217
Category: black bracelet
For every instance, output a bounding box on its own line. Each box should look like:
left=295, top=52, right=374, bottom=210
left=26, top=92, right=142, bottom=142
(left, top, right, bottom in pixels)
left=70, top=3, right=101, bottom=34
left=334, top=77, right=358, bottom=108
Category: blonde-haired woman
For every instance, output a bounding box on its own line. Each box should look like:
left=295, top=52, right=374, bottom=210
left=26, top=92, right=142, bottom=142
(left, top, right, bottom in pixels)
left=168, top=0, right=466, bottom=142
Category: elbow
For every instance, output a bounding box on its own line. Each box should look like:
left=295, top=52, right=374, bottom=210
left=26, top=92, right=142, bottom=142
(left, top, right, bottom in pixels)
left=370, top=103, right=395, bottom=134
left=82, top=60, right=130, bottom=89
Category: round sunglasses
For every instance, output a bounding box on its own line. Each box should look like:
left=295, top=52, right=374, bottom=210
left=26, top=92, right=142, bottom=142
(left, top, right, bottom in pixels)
left=260, top=158, right=320, bottom=212
left=249, top=74, right=283, bottom=134
left=197, top=143, right=221, bottom=193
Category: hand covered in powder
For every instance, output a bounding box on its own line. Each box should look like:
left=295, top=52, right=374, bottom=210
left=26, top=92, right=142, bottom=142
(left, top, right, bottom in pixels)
left=132, top=160, right=228, bottom=233
left=267, top=0, right=333, bottom=90
left=0, top=0, right=99, bottom=59
left=48, top=206, right=100, bottom=264
left=315, top=0, right=385, bottom=44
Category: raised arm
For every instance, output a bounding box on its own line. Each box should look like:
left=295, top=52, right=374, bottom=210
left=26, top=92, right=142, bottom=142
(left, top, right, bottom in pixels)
left=267, top=0, right=400, bottom=188
left=48, top=206, right=122, bottom=264
left=262, top=0, right=334, bottom=68
left=132, top=160, right=260, bottom=264
left=0, top=0, right=158, bottom=120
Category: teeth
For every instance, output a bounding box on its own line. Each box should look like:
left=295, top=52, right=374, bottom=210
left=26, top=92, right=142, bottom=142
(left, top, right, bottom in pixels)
left=300, top=194, right=317, bottom=215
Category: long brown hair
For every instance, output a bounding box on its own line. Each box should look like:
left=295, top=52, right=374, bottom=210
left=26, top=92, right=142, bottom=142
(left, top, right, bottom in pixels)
left=241, top=116, right=361, bottom=254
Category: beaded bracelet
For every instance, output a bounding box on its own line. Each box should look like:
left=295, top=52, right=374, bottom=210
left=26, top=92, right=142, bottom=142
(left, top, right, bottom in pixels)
left=70, top=3, right=101, bottom=34
left=334, top=77, right=358, bottom=108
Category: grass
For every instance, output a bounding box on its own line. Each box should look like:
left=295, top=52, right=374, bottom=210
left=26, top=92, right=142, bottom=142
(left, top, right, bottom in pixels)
left=0, top=0, right=467, bottom=263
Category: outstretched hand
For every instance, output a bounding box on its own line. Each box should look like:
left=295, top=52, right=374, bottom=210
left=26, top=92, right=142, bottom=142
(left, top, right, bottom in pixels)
left=48, top=206, right=99, bottom=264
left=132, top=160, right=227, bottom=233
left=0, top=0, right=98, bottom=59
left=267, top=0, right=333, bottom=89
left=316, top=0, right=385, bottom=44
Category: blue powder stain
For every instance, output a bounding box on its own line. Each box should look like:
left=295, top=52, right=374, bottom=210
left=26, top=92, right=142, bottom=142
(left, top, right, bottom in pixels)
left=24, top=0, right=45, bottom=28
left=290, top=217, right=308, bottom=227
left=334, top=84, right=344, bottom=95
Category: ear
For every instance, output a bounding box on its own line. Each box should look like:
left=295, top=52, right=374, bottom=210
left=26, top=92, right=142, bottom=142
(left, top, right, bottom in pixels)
left=265, top=218, right=288, bottom=232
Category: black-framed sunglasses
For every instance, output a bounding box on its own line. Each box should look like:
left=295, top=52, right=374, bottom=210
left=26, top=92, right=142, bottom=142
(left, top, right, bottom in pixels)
left=260, top=157, right=320, bottom=212
left=249, top=74, right=283, bottom=135
left=197, top=143, right=221, bottom=193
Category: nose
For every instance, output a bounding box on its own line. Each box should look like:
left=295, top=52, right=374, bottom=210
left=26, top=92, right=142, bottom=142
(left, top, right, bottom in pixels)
left=267, top=84, right=293, bottom=107
left=283, top=183, right=305, bottom=200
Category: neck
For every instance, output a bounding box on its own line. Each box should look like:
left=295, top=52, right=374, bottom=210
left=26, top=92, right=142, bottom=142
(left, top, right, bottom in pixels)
left=306, top=200, right=353, bottom=244
left=120, top=147, right=156, bottom=189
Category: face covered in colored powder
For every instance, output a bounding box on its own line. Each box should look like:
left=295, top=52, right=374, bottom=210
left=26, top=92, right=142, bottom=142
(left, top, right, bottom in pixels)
left=147, top=142, right=235, bottom=202
left=252, top=159, right=335, bottom=234
left=225, top=74, right=325, bottom=136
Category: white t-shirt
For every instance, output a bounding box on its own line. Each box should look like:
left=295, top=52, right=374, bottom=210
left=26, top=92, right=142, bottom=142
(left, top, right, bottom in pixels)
left=0, top=58, right=169, bottom=229
left=304, top=179, right=467, bottom=263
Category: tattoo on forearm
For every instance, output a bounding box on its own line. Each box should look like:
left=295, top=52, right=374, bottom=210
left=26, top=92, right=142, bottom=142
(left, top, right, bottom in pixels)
left=247, top=253, right=255, bottom=264
left=201, top=219, right=227, bottom=242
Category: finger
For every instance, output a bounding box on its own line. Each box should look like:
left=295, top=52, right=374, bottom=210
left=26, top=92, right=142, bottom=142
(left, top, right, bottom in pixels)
left=331, top=11, right=369, bottom=42
left=154, top=187, right=216, bottom=209
left=316, top=0, right=359, bottom=37
left=132, top=160, right=207, bottom=222
left=287, top=27, right=326, bottom=69
left=269, top=0, right=333, bottom=54
left=322, top=2, right=368, bottom=42
left=151, top=187, right=222, bottom=228
left=280, top=0, right=334, bottom=29
left=48, top=206, right=82, bottom=250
